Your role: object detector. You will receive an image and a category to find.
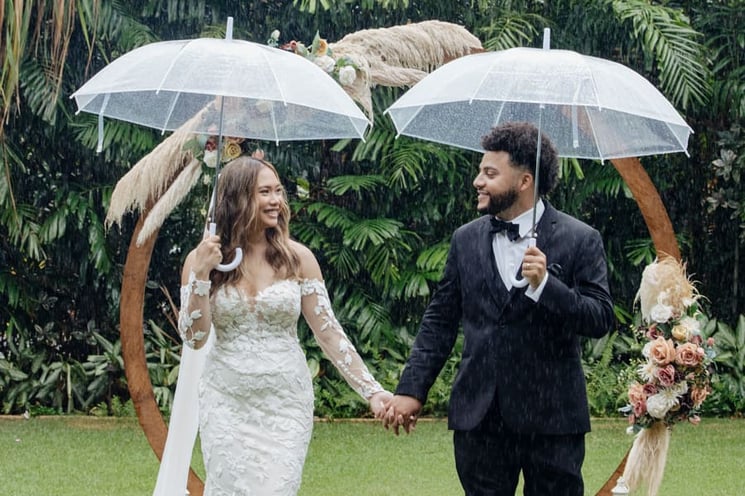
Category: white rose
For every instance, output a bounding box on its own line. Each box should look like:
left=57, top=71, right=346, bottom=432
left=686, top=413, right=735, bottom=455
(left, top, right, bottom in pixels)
left=645, top=393, right=673, bottom=419
left=650, top=303, right=673, bottom=323
left=271, top=30, right=280, bottom=40
left=338, top=65, right=356, bottom=86
left=679, top=316, right=700, bottom=333
left=314, top=55, right=336, bottom=73
left=203, top=149, right=217, bottom=168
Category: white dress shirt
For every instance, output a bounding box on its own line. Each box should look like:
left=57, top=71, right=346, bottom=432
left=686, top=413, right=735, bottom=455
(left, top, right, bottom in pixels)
left=492, top=199, right=548, bottom=300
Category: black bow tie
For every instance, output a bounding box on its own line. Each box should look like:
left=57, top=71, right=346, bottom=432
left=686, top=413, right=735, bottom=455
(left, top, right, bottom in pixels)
left=490, top=217, right=521, bottom=241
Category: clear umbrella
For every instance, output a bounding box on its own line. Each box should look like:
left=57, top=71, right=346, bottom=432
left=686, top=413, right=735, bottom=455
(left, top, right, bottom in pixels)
left=386, top=28, right=692, bottom=286
left=72, top=17, right=370, bottom=270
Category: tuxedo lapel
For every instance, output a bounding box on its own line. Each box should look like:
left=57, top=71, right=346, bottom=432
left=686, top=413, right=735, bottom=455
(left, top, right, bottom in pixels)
left=479, top=217, right=511, bottom=308
left=535, top=203, right=559, bottom=254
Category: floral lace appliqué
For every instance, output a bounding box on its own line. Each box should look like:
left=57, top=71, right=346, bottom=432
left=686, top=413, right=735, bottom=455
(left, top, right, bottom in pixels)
left=178, top=270, right=211, bottom=348
left=300, top=278, right=384, bottom=399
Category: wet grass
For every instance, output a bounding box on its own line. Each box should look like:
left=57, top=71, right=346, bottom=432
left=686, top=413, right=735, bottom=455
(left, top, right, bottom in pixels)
left=1, top=416, right=743, bottom=495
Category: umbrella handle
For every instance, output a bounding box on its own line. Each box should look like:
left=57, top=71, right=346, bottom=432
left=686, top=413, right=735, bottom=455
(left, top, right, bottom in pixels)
left=209, top=222, right=243, bottom=272
left=508, top=237, right=537, bottom=288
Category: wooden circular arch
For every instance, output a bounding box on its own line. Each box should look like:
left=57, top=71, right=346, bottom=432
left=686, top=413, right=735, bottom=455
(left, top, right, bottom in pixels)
left=120, top=156, right=679, bottom=496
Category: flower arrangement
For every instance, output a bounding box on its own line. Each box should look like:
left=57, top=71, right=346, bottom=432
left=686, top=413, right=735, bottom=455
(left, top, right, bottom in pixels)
left=621, top=256, right=715, bottom=431
left=272, top=30, right=359, bottom=87
left=619, top=256, right=716, bottom=496
left=183, top=132, right=250, bottom=170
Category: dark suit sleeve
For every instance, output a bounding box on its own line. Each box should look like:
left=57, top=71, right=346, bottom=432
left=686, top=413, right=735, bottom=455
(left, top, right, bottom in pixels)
left=537, top=227, right=614, bottom=339
left=395, top=234, right=462, bottom=403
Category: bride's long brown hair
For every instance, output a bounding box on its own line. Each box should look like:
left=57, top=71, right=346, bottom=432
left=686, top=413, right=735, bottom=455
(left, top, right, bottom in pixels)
left=209, top=156, right=300, bottom=293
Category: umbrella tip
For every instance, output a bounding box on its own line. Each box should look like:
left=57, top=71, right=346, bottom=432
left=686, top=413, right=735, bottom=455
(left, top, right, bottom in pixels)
left=226, top=17, right=234, bottom=41
left=543, top=27, right=550, bottom=50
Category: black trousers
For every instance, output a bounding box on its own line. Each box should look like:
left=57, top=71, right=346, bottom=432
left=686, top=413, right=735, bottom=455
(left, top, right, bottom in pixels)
left=453, top=398, right=585, bottom=496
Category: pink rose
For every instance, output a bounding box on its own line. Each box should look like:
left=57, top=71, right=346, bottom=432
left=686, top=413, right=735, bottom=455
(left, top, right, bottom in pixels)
left=656, top=364, right=677, bottom=387
left=675, top=342, right=702, bottom=367
left=645, top=324, right=661, bottom=340
left=649, top=336, right=676, bottom=365
left=633, top=400, right=647, bottom=417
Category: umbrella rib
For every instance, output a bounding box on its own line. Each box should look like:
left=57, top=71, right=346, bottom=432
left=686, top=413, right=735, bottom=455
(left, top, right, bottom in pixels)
left=583, top=107, right=605, bottom=163
left=259, top=48, right=288, bottom=143
left=161, top=92, right=182, bottom=134
left=260, top=49, right=288, bottom=106
left=270, top=103, right=279, bottom=144
left=666, top=121, right=692, bottom=157
left=157, top=41, right=191, bottom=94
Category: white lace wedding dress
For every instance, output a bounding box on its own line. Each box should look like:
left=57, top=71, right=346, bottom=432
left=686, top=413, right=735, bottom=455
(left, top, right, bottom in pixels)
left=155, top=277, right=384, bottom=496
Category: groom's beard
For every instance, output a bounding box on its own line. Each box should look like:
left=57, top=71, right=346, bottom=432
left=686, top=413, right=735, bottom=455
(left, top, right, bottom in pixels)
left=477, top=187, right=519, bottom=216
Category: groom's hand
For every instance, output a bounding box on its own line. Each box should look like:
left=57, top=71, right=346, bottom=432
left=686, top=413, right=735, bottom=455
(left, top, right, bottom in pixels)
left=382, top=395, right=422, bottom=436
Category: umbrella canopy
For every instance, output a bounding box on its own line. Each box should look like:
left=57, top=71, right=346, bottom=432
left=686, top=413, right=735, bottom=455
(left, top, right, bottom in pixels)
left=71, top=22, right=370, bottom=147
left=387, top=29, right=693, bottom=288
left=386, top=35, right=692, bottom=161
left=73, top=17, right=371, bottom=272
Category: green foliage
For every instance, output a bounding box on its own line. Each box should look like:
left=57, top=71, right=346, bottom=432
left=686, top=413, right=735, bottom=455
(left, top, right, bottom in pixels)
left=1, top=0, right=744, bottom=420
left=584, top=332, right=628, bottom=416
left=701, top=315, right=745, bottom=414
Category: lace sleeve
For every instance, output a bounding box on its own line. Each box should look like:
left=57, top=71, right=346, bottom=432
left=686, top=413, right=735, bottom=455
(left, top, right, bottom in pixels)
left=300, top=279, right=384, bottom=400
left=177, top=270, right=212, bottom=349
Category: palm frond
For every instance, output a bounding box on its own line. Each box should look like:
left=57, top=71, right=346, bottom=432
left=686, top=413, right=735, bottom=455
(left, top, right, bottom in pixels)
left=415, top=241, right=450, bottom=273
left=304, top=202, right=357, bottom=230
left=612, top=0, right=710, bottom=110
left=480, top=13, right=544, bottom=51
left=1, top=0, right=32, bottom=137
left=325, top=174, right=386, bottom=197
left=323, top=244, right=362, bottom=279
left=344, top=218, right=403, bottom=250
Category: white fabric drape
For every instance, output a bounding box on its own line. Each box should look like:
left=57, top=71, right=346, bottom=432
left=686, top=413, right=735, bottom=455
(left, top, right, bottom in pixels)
left=152, top=330, right=214, bottom=496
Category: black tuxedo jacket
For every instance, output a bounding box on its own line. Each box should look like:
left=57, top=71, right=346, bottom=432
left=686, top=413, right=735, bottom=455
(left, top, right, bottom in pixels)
left=395, top=203, right=614, bottom=434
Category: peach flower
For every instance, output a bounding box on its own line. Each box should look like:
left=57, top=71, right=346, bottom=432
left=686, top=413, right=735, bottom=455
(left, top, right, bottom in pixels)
left=690, top=386, right=709, bottom=408
left=675, top=342, right=702, bottom=367
left=648, top=336, right=676, bottom=365
left=628, top=383, right=646, bottom=404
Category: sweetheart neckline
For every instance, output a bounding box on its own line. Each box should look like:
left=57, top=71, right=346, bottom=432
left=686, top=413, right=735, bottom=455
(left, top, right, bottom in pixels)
left=226, top=279, right=298, bottom=300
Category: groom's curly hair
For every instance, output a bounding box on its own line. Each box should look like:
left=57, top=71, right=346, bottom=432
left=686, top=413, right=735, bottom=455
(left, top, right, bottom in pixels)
left=481, top=122, right=559, bottom=196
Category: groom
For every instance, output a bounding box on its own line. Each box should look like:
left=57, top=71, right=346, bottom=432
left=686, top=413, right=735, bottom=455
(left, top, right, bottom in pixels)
left=383, top=122, right=615, bottom=495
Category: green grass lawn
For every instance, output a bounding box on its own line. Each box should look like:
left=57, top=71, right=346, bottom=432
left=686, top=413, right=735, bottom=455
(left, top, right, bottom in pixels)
left=1, top=416, right=743, bottom=495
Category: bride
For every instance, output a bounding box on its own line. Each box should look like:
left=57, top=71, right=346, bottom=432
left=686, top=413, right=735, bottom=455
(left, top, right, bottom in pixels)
left=157, top=154, right=391, bottom=495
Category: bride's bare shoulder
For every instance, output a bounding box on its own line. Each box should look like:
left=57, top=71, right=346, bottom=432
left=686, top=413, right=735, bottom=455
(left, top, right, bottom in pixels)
left=289, top=239, right=322, bottom=279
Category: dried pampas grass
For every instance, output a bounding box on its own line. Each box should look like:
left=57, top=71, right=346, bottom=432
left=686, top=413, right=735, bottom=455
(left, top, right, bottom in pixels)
left=330, top=20, right=483, bottom=118
left=106, top=106, right=209, bottom=237
left=622, top=421, right=671, bottom=496
left=635, top=255, right=698, bottom=323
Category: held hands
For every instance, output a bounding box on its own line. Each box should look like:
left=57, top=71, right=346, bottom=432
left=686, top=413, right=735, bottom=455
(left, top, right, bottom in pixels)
left=380, top=395, right=422, bottom=436
left=369, top=390, right=393, bottom=419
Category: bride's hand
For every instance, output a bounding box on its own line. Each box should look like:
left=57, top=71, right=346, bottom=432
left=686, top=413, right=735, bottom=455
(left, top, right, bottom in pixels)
left=192, top=233, right=222, bottom=276
left=369, top=390, right=393, bottom=419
